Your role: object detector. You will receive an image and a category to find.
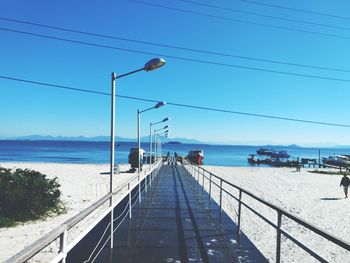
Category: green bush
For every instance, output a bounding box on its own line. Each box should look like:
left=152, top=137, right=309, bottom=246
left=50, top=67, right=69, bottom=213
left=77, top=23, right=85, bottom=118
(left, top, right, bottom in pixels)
left=0, top=167, right=64, bottom=227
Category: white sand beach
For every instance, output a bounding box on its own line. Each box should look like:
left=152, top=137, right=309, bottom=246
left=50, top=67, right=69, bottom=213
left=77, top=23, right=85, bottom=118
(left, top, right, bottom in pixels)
left=0, top=162, right=145, bottom=262
left=202, top=166, right=350, bottom=262
left=1, top=163, right=350, bottom=262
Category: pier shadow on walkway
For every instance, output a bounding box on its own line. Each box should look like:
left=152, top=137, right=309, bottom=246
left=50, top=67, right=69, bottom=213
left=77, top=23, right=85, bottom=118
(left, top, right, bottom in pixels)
left=95, top=161, right=267, bottom=262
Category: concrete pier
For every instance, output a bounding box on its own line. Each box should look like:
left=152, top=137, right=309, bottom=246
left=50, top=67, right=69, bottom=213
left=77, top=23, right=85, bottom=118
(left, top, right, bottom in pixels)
left=95, top=159, right=267, bottom=262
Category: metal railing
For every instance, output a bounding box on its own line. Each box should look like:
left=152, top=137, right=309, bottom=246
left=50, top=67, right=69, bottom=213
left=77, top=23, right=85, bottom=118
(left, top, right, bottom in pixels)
left=6, top=159, right=163, bottom=263
left=184, top=159, right=350, bottom=263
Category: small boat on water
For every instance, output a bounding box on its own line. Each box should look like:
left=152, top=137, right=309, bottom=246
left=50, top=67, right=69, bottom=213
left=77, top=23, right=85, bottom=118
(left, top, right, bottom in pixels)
left=187, top=150, right=204, bottom=165
left=256, top=148, right=290, bottom=158
left=269, top=150, right=290, bottom=158
left=256, top=148, right=273, bottom=155
left=323, top=155, right=350, bottom=167
left=249, top=149, right=295, bottom=167
left=248, top=154, right=271, bottom=165
left=269, top=158, right=299, bottom=167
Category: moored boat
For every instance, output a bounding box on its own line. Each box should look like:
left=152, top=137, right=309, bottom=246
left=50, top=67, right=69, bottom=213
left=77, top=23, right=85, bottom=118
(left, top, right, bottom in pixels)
left=256, top=148, right=273, bottom=155
left=256, top=148, right=290, bottom=158
left=322, top=155, right=350, bottom=167
left=248, top=154, right=271, bottom=165
left=269, top=158, right=298, bottom=167
left=269, top=150, right=290, bottom=158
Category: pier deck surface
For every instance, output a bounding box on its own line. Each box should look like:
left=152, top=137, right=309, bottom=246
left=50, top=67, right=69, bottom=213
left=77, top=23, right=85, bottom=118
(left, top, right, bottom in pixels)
left=97, top=160, right=267, bottom=262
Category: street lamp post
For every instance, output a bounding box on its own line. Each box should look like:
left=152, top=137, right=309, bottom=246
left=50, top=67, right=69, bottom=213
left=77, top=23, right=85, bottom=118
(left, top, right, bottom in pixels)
left=149, top=117, right=170, bottom=165
left=158, top=133, right=169, bottom=159
left=159, top=134, right=169, bottom=158
left=109, top=57, right=165, bottom=249
left=154, top=128, right=169, bottom=160
left=137, top=102, right=166, bottom=174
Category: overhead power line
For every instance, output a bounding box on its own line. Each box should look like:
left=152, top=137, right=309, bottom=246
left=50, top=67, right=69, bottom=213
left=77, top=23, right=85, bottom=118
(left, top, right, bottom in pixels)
left=3, top=27, right=350, bottom=84
left=0, top=75, right=110, bottom=96
left=239, top=0, right=350, bottom=21
left=177, top=0, right=350, bottom=32
left=128, top=0, right=350, bottom=40
left=1, top=74, right=350, bottom=128
left=1, top=16, right=350, bottom=73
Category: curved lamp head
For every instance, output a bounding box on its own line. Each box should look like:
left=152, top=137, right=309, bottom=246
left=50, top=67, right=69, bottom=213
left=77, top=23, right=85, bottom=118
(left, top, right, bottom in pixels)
left=155, top=101, right=166, bottom=109
left=158, top=130, right=169, bottom=136
left=144, top=58, right=166, bottom=72
left=163, top=125, right=169, bottom=129
left=162, top=117, right=170, bottom=122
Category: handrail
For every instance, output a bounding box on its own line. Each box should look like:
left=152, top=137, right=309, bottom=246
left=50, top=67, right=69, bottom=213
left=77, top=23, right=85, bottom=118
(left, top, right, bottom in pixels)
left=184, top=159, right=350, bottom=262
left=6, top=159, right=163, bottom=263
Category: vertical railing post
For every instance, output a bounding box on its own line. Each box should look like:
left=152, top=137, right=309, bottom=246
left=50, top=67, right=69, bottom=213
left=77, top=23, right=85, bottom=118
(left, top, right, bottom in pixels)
left=209, top=173, right=212, bottom=201
left=276, top=211, right=282, bottom=263
left=145, top=173, right=148, bottom=193
left=59, top=229, right=67, bottom=263
left=150, top=171, right=152, bottom=188
left=202, top=169, right=205, bottom=194
left=219, top=179, right=223, bottom=213
left=152, top=166, right=155, bottom=182
left=128, top=183, right=132, bottom=218
left=237, top=190, right=242, bottom=235
left=197, top=167, right=199, bottom=182
left=138, top=174, right=141, bottom=203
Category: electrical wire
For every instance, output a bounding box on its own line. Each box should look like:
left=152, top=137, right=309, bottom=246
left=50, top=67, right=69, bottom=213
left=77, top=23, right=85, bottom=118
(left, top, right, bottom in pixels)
left=3, top=27, right=350, bottom=83
left=1, top=16, right=349, bottom=73
left=239, top=0, right=350, bottom=21
left=128, top=0, right=350, bottom=40
left=1, top=74, right=350, bottom=128
left=176, top=0, right=350, bottom=32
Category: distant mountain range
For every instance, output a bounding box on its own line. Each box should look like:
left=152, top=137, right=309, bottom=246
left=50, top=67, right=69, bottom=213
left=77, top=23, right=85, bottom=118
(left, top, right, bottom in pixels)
left=1, top=135, right=203, bottom=144
left=2, top=135, right=350, bottom=148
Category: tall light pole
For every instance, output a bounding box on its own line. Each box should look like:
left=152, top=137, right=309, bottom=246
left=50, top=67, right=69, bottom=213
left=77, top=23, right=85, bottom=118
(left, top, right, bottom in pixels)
left=109, top=57, right=165, bottom=249
left=154, top=126, right=168, bottom=160
left=149, top=117, right=170, bottom=165
left=138, top=102, right=166, bottom=174
left=154, top=128, right=169, bottom=160
left=158, top=133, right=169, bottom=159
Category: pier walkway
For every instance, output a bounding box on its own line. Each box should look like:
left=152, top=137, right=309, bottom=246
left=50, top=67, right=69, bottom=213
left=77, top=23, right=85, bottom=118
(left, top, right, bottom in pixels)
left=95, top=159, right=267, bottom=262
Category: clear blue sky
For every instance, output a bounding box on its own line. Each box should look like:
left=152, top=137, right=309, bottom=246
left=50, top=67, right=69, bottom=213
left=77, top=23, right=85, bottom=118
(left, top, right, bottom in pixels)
left=1, top=0, right=350, bottom=146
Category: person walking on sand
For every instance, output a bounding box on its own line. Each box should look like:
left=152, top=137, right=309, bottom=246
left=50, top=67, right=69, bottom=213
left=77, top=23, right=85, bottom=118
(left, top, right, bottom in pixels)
left=340, top=174, right=350, bottom=198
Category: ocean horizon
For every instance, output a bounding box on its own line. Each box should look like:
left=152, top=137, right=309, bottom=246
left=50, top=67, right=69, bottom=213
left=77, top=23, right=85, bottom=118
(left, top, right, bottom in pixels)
left=1, top=140, right=350, bottom=166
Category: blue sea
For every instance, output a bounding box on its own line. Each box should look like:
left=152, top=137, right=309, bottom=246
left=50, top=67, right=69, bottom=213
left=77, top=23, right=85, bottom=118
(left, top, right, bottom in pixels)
left=1, top=140, right=350, bottom=166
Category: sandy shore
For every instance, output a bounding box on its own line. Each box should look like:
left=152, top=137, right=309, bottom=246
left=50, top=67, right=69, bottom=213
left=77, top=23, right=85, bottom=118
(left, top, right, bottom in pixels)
left=202, top=166, right=350, bottom=262
left=0, top=162, right=145, bottom=262
left=2, top=163, right=350, bottom=262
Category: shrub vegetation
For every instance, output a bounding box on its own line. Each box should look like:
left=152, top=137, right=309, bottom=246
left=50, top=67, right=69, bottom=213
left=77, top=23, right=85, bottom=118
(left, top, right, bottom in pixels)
left=0, top=167, right=64, bottom=227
